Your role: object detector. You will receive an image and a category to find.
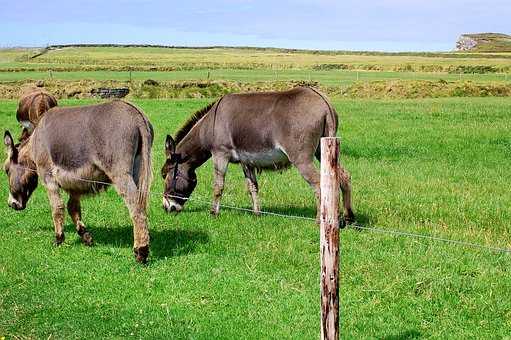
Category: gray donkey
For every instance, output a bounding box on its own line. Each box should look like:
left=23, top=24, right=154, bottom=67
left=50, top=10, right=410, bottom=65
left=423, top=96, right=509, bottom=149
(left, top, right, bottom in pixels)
left=161, top=86, right=354, bottom=226
left=3, top=100, right=153, bottom=263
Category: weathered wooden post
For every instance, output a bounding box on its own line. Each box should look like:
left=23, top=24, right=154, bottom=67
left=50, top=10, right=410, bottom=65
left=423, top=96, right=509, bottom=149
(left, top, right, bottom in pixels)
left=320, top=137, right=340, bottom=340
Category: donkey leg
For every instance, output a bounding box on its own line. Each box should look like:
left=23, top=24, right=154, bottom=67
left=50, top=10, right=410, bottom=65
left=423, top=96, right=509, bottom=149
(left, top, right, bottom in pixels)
left=242, top=164, right=260, bottom=216
left=45, top=185, right=66, bottom=245
left=210, top=154, right=229, bottom=216
left=111, top=174, right=150, bottom=264
left=339, top=166, right=355, bottom=227
left=292, top=158, right=321, bottom=224
left=67, top=193, right=93, bottom=246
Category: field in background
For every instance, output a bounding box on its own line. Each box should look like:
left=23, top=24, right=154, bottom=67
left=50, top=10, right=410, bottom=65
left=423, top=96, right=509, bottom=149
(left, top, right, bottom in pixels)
left=0, top=97, right=510, bottom=338
left=1, top=46, right=510, bottom=101
left=2, top=46, right=511, bottom=72
left=0, top=69, right=509, bottom=84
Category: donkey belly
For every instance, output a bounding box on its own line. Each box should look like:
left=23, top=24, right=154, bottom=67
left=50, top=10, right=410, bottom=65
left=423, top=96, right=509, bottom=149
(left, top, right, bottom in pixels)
left=53, top=165, right=111, bottom=194
left=231, top=147, right=290, bottom=169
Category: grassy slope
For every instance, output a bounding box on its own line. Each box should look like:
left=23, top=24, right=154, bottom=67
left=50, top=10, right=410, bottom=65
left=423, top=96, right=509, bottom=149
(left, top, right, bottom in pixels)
left=0, top=98, right=510, bottom=338
left=464, top=33, right=511, bottom=52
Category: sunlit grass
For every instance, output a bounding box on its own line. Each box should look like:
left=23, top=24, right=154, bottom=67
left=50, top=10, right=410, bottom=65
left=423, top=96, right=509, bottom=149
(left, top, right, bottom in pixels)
left=0, top=69, right=509, bottom=85
left=1, top=46, right=511, bottom=72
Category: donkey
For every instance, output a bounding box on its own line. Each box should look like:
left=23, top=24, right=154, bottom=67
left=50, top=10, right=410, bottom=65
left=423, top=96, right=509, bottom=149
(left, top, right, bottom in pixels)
left=161, top=86, right=354, bottom=226
left=3, top=100, right=153, bottom=263
left=16, top=88, right=58, bottom=141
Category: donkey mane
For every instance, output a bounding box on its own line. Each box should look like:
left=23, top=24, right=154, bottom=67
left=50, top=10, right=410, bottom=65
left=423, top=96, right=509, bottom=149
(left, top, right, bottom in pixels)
left=16, top=137, right=30, bottom=150
left=174, top=101, right=217, bottom=144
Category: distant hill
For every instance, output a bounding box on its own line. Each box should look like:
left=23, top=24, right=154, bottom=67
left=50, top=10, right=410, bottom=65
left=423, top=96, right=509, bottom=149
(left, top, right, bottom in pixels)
left=456, top=33, right=511, bottom=52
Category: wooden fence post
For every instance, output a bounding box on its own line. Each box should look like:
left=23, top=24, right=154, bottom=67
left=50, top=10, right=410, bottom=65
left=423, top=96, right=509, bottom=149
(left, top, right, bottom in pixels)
left=320, top=137, right=340, bottom=340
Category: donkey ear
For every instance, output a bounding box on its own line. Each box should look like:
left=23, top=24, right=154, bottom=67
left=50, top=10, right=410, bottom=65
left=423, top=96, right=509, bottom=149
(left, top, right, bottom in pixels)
left=165, top=135, right=176, bottom=157
left=4, top=131, right=15, bottom=160
left=4, top=131, right=13, bottom=147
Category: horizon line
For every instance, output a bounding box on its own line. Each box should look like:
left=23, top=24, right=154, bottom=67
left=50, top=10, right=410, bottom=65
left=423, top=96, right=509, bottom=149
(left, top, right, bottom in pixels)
left=0, top=43, right=459, bottom=55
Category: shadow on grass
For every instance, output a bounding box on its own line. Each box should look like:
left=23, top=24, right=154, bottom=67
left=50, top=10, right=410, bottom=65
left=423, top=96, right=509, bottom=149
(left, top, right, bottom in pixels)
left=71, top=224, right=209, bottom=260
left=233, top=205, right=374, bottom=229
left=348, top=211, right=373, bottom=229
left=263, top=205, right=316, bottom=219
left=181, top=206, right=209, bottom=213
left=381, top=329, right=421, bottom=340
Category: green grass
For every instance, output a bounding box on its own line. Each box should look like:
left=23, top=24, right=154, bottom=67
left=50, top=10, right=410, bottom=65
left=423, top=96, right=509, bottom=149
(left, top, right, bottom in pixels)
left=0, top=97, right=510, bottom=338
left=0, top=69, right=509, bottom=85
left=1, top=46, right=510, bottom=101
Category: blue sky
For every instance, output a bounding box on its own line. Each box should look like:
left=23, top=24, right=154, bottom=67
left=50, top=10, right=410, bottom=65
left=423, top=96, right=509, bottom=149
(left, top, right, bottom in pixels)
left=1, top=0, right=509, bottom=51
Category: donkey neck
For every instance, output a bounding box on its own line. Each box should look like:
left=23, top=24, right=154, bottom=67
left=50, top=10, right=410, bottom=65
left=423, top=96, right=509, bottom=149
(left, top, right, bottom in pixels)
left=18, top=138, right=36, bottom=169
left=176, top=121, right=211, bottom=169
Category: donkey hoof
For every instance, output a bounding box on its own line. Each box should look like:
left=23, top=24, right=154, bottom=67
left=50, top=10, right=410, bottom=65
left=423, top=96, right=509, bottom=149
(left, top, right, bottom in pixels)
left=54, top=233, right=65, bottom=246
left=339, top=219, right=347, bottom=229
left=81, top=232, right=94, bottom=246
left=134, top=246, right=149, bottom=264
left=210, top=209, right=219, bottom=217
left=342, top=212, right=355, bottom=228
left=253, top=211, right=261, bottom=217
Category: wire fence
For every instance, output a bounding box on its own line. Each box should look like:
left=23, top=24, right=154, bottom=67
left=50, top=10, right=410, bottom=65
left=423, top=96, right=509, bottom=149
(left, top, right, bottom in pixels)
left=6, top=68, right=509, bottom=86
left=8, top=165, right=511, bottom=255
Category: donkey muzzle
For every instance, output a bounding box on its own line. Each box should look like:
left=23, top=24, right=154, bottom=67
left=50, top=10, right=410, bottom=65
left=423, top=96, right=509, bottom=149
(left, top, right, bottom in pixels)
left=162, top=196, right=183, bottom=213
left=8, top=194, right=24, bottom=211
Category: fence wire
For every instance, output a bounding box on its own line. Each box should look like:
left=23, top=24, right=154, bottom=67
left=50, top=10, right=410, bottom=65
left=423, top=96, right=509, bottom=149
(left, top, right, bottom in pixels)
left=7, top=165, right=511, bottom=255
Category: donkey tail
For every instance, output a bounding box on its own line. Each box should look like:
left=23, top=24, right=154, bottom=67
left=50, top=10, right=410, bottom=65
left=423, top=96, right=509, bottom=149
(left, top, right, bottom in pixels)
left=123, top=100, right=154, bottom=208
left=137, top=115, right=153, bottom=208
left=304, top=86, right=338, bottom=137
left=305, top=87, right=338, bottom=161
left=324, top=104, right=338, bottom=138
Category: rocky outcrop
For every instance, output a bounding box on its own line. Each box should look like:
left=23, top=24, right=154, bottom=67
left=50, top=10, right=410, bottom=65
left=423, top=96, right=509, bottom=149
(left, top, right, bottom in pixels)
left=456, top=35, right=478, bottom=51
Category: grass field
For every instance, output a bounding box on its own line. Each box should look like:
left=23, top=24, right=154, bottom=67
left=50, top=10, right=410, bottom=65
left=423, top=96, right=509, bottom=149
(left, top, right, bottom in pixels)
left=1, top=46, right=511, bottom=103
left=2, top=46, right=511, bottom=73
left=0, top=69, right=509, bottom=85
left=0, top=97, right=510, bottom=338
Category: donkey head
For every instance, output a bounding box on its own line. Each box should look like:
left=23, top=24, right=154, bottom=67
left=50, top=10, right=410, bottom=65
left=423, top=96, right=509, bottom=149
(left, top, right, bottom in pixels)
left=161, top=135, right=197, bottom=213
left=3, top=131, right=38, bottom=210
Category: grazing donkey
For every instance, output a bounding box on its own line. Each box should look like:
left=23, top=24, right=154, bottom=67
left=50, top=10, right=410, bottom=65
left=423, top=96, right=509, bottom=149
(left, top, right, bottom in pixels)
left=161, top=86, right=354, bottom=226
left=3, top=100, right=153, bottom=263
left=16, top=88, right=58, bottom=140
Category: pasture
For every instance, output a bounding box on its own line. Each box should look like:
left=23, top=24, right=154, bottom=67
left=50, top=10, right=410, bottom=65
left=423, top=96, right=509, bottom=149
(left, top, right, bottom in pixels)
left=0, top=69, right=509, bottom=86
left=0, top=97, right=510, bottom=338
left=2, top=47, right=511, bottom=72
left=1, top=46, right=510, bottom=105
